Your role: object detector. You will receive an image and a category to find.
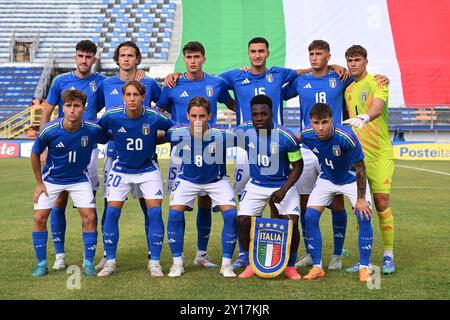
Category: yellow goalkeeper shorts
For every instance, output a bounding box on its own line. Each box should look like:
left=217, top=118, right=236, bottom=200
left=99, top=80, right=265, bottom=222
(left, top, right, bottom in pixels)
left=365, top=159, right=394, bottom=194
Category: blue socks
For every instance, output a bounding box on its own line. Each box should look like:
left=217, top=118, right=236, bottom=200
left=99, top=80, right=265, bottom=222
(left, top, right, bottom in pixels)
left=305, top=208, right=322, bottom=266
left=139, top=199, right=151, bottom=259
left=103, top=206, right=121, bottom=260
left=82, top=232, right=97, bottom=264
left=300, top=212, right=309, bottom=254
left=332, top=209, right=347, bottom=256
left=167, top=209, right=184, bottom=257
left=222, top=209, right=238, bottom=259
left=32, top=231, right=48, bottom=263
left=356, top=210, right=373, bottom=267
left=50, top=208, right=66, bottom=255
left=197, top=207, right=212, bottom=252
left=288, top=252, right=298, bottom=267
left=147, top=206, right=164, bottom=260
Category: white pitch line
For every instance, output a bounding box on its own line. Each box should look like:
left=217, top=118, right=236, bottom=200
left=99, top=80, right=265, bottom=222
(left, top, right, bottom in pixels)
left=396, top=164, right=450, bottom=176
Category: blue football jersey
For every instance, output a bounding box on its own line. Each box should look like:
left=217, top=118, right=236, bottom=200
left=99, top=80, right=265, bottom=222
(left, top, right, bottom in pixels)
left=167, top=125, right=235, bottom=184
left=301, top=123, right=364, bottom=185
left=98, top=106, right=174, bottom=173
left=235, top=122, right=300, bottom=188
left=46, top=71, right=106, bottom=121
left=103, top=75, right=161, bottom=111
left=32, top=119, right=110, bottom=185
left=282, top=70, right=353, bottom=129
left=156, top=73, right=232, bottom=124
left=219, top=67, right=297, bottom=125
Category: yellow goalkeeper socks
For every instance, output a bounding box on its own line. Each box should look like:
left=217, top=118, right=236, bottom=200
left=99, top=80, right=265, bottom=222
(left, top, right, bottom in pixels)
left=378, top=208, right=395, bottom=252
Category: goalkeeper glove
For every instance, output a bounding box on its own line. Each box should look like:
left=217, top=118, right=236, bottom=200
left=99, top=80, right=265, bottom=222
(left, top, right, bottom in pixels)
left=343, top=114, right=370, bottom=129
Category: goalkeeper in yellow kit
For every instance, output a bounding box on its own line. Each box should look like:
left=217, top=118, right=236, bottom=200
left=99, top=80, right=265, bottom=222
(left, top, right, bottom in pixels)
left=343, top=45, right=395, bottom=275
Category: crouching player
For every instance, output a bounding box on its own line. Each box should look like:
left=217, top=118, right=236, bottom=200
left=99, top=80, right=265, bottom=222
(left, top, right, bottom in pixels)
left=165, top=97, right=238, bottom=278
left=300, top=103, right=373, bottom=282
left=31, top=89, right=110, bottom=277
left=236, top=95, right=303, bottom=280
left=96, top=81, right=174, bottom=278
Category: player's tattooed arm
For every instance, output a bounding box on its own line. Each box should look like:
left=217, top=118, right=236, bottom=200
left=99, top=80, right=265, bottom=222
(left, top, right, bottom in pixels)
left=354, top=160, right=372, bottom=220
left=164, top=72, right=182, bottom=88
left=269, top=158, right=303, bottom=203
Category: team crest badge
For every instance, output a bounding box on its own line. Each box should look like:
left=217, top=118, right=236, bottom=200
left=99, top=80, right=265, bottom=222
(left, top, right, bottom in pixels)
left=266, top=74, right=273, bottom=83
left=329, top=78, right=337, bottom=88
left=206, top=85, right=213, bottom=97
left=81, top=136, right=88, bottom=147
left=208, top=142, right=216, bottom=153
left=89, top=81, right=97, bottom=92
left=270, top=142, right=278, bottom=154
left=361, top=91, right=367, bottom=102
left=142, top=124, right=150, bottom=135
left=249, top=217, right=292, bottom=278
left=332, top=145, right=341, bottom=156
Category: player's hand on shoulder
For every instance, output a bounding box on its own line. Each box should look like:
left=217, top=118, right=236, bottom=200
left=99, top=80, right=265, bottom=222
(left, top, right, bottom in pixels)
left=164, top=72, right=181, bottom=88
left=134, top=69, right=147, bottom=81
left=34, top=182, right=48, bottom=204
left=374, top=74, right=390, bottom=86
left=354, top=198, right=372, bottom=221
left=342, top=114, right=370, bottom=129
left=330, top=64, right=349, bottom=81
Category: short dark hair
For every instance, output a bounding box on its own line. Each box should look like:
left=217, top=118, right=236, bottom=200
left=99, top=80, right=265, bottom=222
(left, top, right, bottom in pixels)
left=345, top=45, right=368, bottom=59
left=187, top=96, right=211, bottom=114
left=310, top=103, right=332, bottom=119
left=62, top=89, right=87, bottom=107
left=183, top=41, right=205, bottom=56
left=113, top=41, right=142, bottom=66
left=122, top=80, right=146, bottom=96
left=250, top=94, right=272, bottom=112
left=248, top=37, right=269, bottom=50
left=75, top=40, right=97, bottom=55
left=308, top=40, right=330, bottom=52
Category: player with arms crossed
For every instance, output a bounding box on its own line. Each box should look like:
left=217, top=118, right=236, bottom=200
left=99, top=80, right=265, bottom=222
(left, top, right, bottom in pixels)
left=31, top=89, right=110, bottom=277
left=96, top=41, right=161, bottom=272
left=96, top=81, right=173, bottom=278
left=236, top=95, right=303, bottom=280
left=343, top=45, right=395, bottom=274
left=300, top=103, right=373, bottom=282
left=165, top=97, right=238, bottom=278
left=39, top=40, right=105, bottom=271
left=157, top=41, right=235, bottom=268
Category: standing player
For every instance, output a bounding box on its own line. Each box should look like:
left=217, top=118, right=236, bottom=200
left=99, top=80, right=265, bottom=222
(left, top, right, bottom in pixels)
left=283, top=40, right=390, bottom=270
left=236, top=95, right=303, bottom=280
left=299, top=103, right=373, bottom=282
left=96, top=41, right=161, bottom=272
left=157, top=41, right=235, bottom=268
left=165, top=97, right=238, bottom=278
left=96, top=81, right=173, bottom=278
left=343, top=45, right=395, bottom=275
left=31, top=89, right=110, bottom=277
left=39, top=40, right=105, bottom=271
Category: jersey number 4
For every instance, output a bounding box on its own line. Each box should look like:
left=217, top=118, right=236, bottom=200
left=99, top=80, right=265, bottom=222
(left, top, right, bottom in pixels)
left=325, top=158, right=334, bottom=170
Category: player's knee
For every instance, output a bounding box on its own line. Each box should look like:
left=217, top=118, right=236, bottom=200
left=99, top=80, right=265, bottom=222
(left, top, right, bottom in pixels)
left=83, top=213, right=96, bottom=231
left=34, top=213, right=48, bottom=229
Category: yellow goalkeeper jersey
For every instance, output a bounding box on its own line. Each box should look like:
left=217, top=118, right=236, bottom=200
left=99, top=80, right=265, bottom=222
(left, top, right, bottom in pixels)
left=345, top=73, right=392, bottom=160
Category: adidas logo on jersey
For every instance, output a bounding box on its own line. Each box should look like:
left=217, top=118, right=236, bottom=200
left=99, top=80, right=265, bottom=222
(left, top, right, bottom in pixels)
left=293, top=206, right=300, bottom=213
left=182, top=145, right=191, bottom=151
left=179, top=91, right=189, bottom=97
left=118, top=127, right=127, bottom=133
left=303, top=83, right=312, bottom=89
left=312, top=147, right=319, bottom=153
left=56, top=142, right=65, bottom=148
left=241, top=78, right=250, bottom=84
left=248, top=142, right=256, bottom=149
left=110, top=88, right=119, bottom=95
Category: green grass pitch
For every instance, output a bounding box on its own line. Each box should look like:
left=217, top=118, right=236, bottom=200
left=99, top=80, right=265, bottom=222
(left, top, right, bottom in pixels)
left=0, top=158, right=449, bottom=300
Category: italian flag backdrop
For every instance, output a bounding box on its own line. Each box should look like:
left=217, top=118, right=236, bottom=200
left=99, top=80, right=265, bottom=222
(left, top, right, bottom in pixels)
left=175, top=0, right=450, bottom=108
